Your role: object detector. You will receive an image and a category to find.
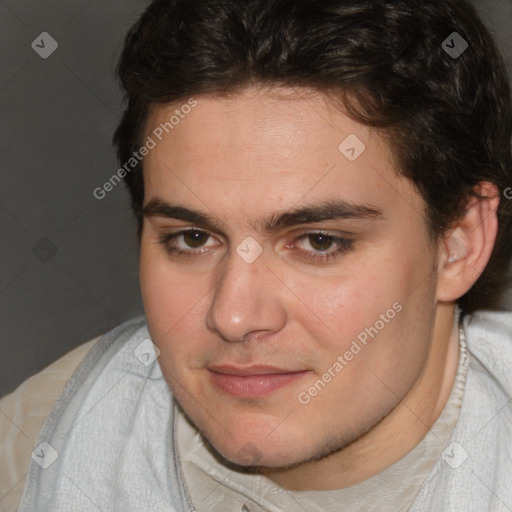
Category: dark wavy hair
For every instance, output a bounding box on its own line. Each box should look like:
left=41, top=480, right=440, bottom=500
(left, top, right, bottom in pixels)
left=113, top=0, right=512, bottom=317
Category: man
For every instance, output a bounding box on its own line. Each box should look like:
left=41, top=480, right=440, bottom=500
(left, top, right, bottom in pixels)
left=2, top=0, right=512, bottom=510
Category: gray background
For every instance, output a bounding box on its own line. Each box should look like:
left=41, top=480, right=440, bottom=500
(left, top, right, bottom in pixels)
left=1, top=0, right=511, bottom=398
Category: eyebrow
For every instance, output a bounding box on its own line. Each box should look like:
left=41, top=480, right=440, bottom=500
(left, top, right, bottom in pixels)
left=142, top=198, right=384, bottom=233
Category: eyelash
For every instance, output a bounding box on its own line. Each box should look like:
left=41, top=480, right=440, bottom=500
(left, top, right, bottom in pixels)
left=158, top=229, right=354, bottom=263
left=291, top=235, right=353, bottom=263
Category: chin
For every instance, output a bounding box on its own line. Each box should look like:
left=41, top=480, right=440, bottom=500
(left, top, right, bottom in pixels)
left=193, top=418, right=297, bottom=466
left=208, top=436, right=304, bottom=470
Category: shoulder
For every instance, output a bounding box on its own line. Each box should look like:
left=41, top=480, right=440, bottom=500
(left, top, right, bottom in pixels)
left=464, top=309, right=512, bottom=341
left=17, top=317, right=186, bottom=512
left=0, top=337, right=98, bottom=510
left=406, top=310, right=512, bottom=510
left=463, top=309, right=512, bottom=394
left=0, top=317, right=148, bottom=511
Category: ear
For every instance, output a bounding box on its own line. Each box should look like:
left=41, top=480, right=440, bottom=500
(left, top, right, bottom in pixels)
left=436, top=182, right=500, bottom=302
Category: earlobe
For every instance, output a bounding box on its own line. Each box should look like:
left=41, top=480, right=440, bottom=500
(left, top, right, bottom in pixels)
left=436, top=182, right=500, bottom=303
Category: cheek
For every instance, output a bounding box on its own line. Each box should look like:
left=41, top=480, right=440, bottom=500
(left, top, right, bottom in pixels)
left=293, top=241, right=434, bottom=361
left=140, top=248, right=175, bottom=326
left=139, top=243, right=208, bottom=354
left=291, top=262, right=404, bottom=348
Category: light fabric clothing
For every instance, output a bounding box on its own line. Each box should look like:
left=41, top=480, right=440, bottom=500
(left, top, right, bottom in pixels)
left=12, top=311, right=512, bottom=511
left=14, top=319, right=193, bottom=512
left=178, top=320, right=469, bottom=512
left=0, top=339, right=98, bottom=512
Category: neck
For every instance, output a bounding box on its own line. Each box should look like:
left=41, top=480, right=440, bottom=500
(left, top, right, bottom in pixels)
left=265, top=303, right=460, bottom=490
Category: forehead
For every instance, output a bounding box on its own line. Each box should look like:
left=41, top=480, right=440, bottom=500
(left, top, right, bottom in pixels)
left=144, top=86, right=386, bottom=168
left=141, top=86, right=423, bottom=228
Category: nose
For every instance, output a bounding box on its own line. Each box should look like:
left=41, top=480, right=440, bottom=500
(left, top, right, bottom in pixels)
left=206, top=249, right=288, bottom=342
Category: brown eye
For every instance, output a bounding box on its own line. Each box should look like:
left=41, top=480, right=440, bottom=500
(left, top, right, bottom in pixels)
left=183, top=230, right=209, bottom=248
left=307, top=234, right=335, bottom=251
left=285, top=232, right=354, bottom=263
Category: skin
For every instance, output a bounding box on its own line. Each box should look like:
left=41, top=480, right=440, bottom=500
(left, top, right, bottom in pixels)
left=139, top=85, right=499, bottom=490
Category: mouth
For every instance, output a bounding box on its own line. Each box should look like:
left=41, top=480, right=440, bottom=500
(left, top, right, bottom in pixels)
left=208, top=365, right=311, bottom=398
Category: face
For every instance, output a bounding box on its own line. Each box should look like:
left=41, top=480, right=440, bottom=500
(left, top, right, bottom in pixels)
left=139, top=86, right=439, bottom=469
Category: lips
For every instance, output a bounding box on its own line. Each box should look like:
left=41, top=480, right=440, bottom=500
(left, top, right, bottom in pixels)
left=209, top=364, right=301, bottom=375
left=208, top=364, right=310, bottom=398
